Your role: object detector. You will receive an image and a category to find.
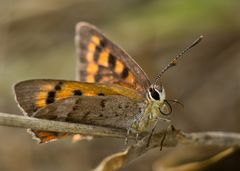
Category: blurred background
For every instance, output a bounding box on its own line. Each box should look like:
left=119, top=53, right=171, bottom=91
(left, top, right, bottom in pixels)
left=0, top=0, right=240, bottom=171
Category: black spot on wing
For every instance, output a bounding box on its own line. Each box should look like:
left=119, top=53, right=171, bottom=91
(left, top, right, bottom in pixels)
left=94, top=38, right=107, bottom=62
left=46, top=91, right=56, bottom=104
left=73, top=90, right=82, bottom=96
left=94, top=66, right=107, bottom=82
left=94, top=74, right=102, bottom=82
left=118, top=104, right=122, bottom=109
left=82, top=111, right=91, bottom=121
left=94, top=45, right=102, bottom=62
left=121, top=67, right=129, bottom=79
left=98, top=93, right=105, bottom=96
left=100, top=100, right=106, bottom=108
left=54, top=81, right=63, bottom=91
left=100, top=38, right=107, bottom=47
left=108, top=53, right=116, bottom=69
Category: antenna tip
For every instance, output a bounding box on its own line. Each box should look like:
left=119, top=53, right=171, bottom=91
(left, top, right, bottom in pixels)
left=190, top=35, right=204, bottom=48
left=199, top=35, right=204, bottom=40
left=196, top=35, right=204, bottom=42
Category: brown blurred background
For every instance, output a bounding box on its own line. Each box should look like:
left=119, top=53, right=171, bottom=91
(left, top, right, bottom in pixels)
left=0, top=0, right=240, bottom=171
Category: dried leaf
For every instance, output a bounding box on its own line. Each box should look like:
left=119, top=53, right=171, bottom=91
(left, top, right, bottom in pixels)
left=153, top=147, right=237, bottom=171
left=93, top=148, right=129, bottom=171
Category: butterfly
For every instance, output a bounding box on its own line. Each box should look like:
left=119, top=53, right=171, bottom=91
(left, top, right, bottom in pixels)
left=14, top=22, right=202, bottom=143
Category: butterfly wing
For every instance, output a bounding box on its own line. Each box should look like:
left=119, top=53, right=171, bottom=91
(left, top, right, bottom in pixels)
left=31, top=95, right=141, bottom=143
left=75, top=22, right=151, bottom=93
left=14, top=79, right=143, bottom=116
left=14, top=79, right=143, bottom=143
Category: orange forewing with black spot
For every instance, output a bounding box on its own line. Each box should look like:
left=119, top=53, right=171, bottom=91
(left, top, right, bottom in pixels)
left=75, top=22, right=151, bottom=93
left=15, top=79, right=143, bottom=116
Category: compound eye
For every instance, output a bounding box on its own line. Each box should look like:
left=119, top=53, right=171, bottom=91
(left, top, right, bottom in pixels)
left=149, top=88, right=160, bottom=100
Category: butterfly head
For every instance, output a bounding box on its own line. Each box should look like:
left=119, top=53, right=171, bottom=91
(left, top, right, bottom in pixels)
left=146, top=84, right=172, bottom=115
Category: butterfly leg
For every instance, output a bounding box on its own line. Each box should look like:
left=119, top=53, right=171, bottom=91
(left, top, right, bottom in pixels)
left=125, top=120, right=136, bottom=145
left=146, top=117, right=171, bottom=147
left=146, top=118, right=159, bottom=147
left=125, top=128, right=131, bottom=145
left=135, top=132, right=140, bottom=142
left=125, top=115, right=142, bottom=145
left=159, top=129, right=167, bottom=151
left=159, top=124, right=174, bottom=150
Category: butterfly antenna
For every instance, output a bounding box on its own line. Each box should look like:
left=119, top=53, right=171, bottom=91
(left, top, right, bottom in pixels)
left=154, top=35, right=203, bottom=85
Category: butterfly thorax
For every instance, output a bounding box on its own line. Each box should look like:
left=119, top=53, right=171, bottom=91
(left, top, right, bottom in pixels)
left=131, top=85, right=168, bottom=133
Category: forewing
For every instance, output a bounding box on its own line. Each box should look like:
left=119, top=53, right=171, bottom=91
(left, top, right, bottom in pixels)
left=14, top=79, right=143, bottom=116
left=75, top=22, right=151, bottom=93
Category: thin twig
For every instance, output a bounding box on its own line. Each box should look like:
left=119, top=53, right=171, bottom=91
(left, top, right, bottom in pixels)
left=1, top=112, right=240, bottom=147
left=0, top=112, right=125, bottom=138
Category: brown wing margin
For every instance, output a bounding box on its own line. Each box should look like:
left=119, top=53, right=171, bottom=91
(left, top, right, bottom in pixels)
left=75, top=22, right=151, bottom=93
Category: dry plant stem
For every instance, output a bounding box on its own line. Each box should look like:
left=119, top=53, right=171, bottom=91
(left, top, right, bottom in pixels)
left=0, top=112, right=240, bottom=149
left=0, top=112, right=125, bottom=138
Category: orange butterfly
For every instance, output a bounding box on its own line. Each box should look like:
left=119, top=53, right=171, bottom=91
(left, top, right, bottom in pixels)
left=14, top=22, right=202, bottom=143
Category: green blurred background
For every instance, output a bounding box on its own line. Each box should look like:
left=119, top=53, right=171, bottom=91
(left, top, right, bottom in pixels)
left=0, top=0, right=240, bottom=171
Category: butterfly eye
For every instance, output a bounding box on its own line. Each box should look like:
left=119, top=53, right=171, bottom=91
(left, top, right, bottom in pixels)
left=160, top=100, right=172, bottom=115
left=149, top=88, right=160, bottom=100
